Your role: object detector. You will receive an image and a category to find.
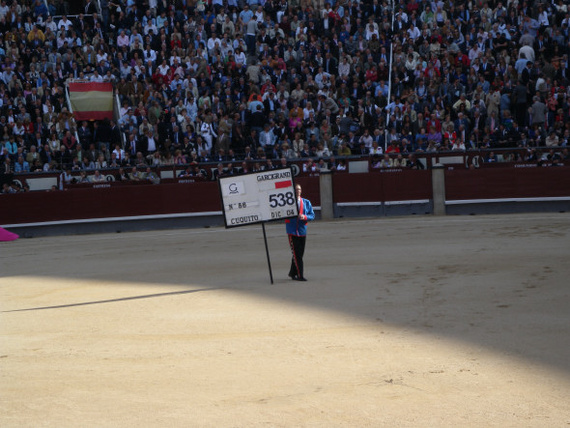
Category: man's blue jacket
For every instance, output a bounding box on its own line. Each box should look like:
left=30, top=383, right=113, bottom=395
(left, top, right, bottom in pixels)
left=285, top=198, right=315, bottom=236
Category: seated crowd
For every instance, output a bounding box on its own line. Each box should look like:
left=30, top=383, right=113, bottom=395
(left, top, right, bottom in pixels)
left=0, top=0, right=570, bottom=193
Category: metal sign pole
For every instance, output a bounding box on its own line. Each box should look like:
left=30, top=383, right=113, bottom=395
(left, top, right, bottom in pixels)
left=261, top=223, right=274, bottom=284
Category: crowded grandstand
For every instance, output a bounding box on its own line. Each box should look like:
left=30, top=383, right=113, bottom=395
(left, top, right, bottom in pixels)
left=0, top=0, right=569, bottom=190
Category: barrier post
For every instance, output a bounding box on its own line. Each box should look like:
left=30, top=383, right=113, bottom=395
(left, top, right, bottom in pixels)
left=319, top=171, right=334, bottom=220
left=432, top=164, right=446, bottom=216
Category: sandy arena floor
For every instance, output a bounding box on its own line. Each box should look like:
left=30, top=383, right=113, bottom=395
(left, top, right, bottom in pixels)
left=1, top=213, right=570, bottom=427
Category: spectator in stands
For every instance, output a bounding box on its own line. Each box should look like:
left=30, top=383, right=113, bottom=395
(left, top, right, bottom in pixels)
left=78, top=171, right=90, bottom=183
left=545, top=131, right=560, bottom=148
left=1, top=182, right=17, bottom=194
left=378, top=154, right=393, bottom=169
left=408, top=154, right=424, bottom=170
left=129, top=167, right=144, bottom=181
left=144, top=167, right=161, bottom=184
left=14, top=155, right=30, bottom=173
left=115, top=167, right=130, bottom=182
left=91, top=170, right=106, bottom=183
left=26, top=145, right=40, bottom=165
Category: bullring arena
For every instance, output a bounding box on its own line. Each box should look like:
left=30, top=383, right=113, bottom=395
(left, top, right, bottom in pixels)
left=1, top=213, right=569, bottom=427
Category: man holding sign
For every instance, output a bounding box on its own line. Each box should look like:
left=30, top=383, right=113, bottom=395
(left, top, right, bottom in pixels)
left=219, top=168, right=312, bottom=284
left=286, top=184, right=315, bottom=281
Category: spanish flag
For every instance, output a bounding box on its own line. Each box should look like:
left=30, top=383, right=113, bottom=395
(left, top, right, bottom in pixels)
left=68, top=82, right=114, bottom=121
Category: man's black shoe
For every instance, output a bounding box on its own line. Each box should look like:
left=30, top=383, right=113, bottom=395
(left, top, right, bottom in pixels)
left=288, top=273, right=297, bottom=280
left=293, top=277, right=307, bottom=281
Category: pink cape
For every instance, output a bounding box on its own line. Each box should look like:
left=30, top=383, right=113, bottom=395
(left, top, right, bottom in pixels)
left=0, top=227, right=19, bottom=241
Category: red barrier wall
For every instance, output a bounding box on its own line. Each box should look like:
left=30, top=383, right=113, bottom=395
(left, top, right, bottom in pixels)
left=333, top=170, right=432, bottom=203
left=2, top=168, right=569, bottom=225
left=0, top=182, right=222, bottom=224
left=445, top=167, right=570, bottom=200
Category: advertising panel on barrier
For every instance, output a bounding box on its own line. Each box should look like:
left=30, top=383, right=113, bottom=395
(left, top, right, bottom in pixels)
left=218, top=168, right=299, bottom=228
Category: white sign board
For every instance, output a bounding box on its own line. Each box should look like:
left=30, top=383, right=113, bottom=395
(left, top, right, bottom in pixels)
left=219, top=168, right=298, bottom=228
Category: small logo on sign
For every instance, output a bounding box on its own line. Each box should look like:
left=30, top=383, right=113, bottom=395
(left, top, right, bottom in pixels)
left=222, top=180, right=245, bottom=197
